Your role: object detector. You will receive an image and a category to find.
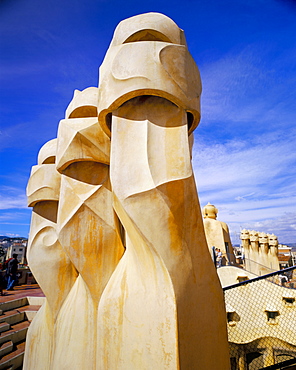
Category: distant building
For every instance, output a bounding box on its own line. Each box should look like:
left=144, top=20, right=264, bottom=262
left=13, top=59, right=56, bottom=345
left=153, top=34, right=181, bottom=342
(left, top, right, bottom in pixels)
left=6, top=240, right=27, bottom=264
left=277, top=244, right=293, bottom=269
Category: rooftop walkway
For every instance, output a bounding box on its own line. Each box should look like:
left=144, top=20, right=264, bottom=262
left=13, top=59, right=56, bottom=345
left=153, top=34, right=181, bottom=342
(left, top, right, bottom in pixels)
left=0, top=284, right=44, bottom=304
left=0, top=284, right=44, bottom=369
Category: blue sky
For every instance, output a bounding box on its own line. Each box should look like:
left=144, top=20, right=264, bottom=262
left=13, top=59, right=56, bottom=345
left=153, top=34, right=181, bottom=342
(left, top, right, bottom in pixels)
left=0, top=0, right=295, bottom=244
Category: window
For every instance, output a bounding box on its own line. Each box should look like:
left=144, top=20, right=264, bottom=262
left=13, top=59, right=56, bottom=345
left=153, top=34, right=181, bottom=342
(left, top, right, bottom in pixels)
left=265, top=308, right=279, bottom=325
left=283, top=296, right=295, bottom=306
left=237, top=274, right=248, bottom=283
left=226, top=305, right=240, bottom=326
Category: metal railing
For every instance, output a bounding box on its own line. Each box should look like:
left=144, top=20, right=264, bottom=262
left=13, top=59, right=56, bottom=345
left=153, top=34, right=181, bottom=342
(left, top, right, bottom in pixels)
left=223, top=266, right=296, bottom=370
left=215, top=252, right=282, bottom=273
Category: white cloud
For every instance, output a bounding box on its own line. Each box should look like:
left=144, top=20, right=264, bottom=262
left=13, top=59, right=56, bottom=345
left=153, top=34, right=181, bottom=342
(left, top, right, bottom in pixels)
left=228, top=212, right=296, bottom=245
left=193, top=133, right=296, bottom=190
left=0, top=187, right=27, bottom=210
left=193, top=131, right=296, bottom=244
left=199, top=44, right=296, bottom=128
left=3, top=233, right=21, bottom=237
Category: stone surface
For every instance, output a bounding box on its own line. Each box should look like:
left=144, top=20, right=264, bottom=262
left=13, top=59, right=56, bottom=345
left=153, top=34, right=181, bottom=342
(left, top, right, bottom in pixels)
left=224, top=278, right=296, bottom=365
left=268, top=234, right=280, bottom=270
left=24, top=12, right=230, bottom=370
left=24, top=141, right=78, bottom=370
left=202, top=202, right=236, bottom=266
left=240, top=229, right=280, bottom=276
left=97, top=12, right=201, bottom=138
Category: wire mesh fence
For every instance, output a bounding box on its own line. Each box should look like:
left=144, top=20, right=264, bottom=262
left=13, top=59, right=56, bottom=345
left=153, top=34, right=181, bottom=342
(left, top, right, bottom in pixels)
left=223, top=266, right=296, bottom=370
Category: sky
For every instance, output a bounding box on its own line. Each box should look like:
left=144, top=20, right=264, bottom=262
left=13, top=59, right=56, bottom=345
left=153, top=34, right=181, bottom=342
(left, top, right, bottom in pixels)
left=0, top=0, right=295, bottom=245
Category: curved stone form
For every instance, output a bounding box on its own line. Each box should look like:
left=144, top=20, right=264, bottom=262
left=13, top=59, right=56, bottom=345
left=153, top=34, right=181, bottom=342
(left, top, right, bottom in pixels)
left=203, top=202, right=236, bottom=266
left=249, top=230, right=260, bottom=275
left=37, top=138, right=57, bottom=165
left=24, top=140, right=78, bottom=370
left=268, top=233, right=280, bottom=271
left=65, top=87, right=98, bottom=119
left=97, top=96, right=229, bottom=367
left=98, top=12, right=201, bottom=138
left=23, top=302, right=54, bottom=370
left=53, top=89, right=124, bottom=369
left=26, top=139, right=78, bottom=318
left=25, top=13, right=230, bottom=370
left=240, top=229, right=251, bottom=271
left=56, top=91, right=124, bottom=306
left=240, top=230, right=280, bottom=276
left=259, top=232, right=271, bottom=275
left=27, top=140, right=60, bottom=207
